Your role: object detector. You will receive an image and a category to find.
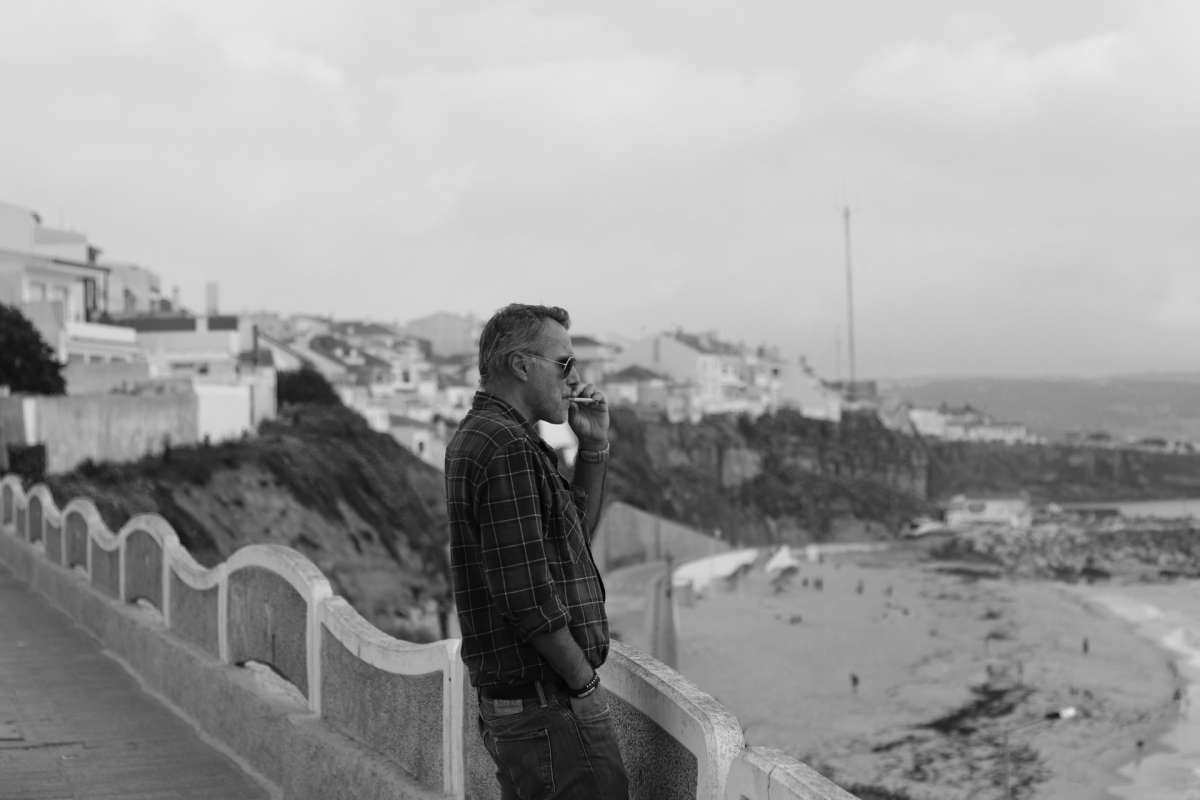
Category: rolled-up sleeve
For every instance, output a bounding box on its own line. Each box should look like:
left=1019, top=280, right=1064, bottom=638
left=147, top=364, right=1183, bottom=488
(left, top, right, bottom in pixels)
left=476, top=440, right=569, bottom=641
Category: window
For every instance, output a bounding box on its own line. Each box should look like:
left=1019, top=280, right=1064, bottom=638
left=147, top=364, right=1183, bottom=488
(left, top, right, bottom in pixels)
left=28, top=281, right=47, bottom=301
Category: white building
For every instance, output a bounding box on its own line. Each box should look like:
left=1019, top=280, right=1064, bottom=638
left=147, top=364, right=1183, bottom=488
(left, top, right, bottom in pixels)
left=0, top=200, right=143, bottom=369
left=910, top=405, right=1039, bottom=444
left=102, top=261, right=163, bottom=317
left=122, top=315, right=243, bottom=377
left=614, top=330, right=754, bottom=416
left=945, top=494, right=1033, bottom=529
left=775, top=361, right=843, bottom=422
left=403, top=311, right=481, bottom=357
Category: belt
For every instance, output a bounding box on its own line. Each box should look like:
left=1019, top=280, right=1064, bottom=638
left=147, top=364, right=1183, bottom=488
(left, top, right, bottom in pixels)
left=479, top=677, right=568, bottom=701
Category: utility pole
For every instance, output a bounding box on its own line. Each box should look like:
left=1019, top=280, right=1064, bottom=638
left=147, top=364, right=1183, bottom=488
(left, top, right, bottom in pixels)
left=843, top=206, right=857, bottom=385
left=833, top=326, right=842, bottom=381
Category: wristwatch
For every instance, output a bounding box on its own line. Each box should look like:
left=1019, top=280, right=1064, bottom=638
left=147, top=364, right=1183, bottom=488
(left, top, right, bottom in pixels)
left=576, top=444, right=610, bottom=464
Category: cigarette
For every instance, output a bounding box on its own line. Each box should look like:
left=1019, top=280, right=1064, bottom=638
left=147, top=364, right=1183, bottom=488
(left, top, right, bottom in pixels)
left=569, top=397, right=598, bottom=405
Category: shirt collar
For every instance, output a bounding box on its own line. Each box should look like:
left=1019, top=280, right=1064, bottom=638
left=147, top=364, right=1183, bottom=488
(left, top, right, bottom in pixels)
left=473, top=390, right=535, bottom=431
left=472, top=391, right=560, bottom=465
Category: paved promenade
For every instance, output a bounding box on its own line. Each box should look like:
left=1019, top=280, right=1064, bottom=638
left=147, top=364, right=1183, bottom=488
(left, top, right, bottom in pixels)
left=0, top=566, right=273, bottom=800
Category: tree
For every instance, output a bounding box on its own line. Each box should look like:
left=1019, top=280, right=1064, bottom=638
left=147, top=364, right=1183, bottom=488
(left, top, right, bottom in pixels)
left=0, top=303, right=66, bottom=394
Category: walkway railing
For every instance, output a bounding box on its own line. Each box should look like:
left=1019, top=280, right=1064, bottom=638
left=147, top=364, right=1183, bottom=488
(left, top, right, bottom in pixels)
left=0, top=474, right=859, bottom=800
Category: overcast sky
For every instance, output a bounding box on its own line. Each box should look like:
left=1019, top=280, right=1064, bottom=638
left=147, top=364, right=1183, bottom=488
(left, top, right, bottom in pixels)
left=4, top=0, right=1198, bottom=378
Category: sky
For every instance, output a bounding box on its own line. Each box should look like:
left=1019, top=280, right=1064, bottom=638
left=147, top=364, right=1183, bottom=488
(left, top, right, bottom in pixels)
left=3, top=0, right=1199, bottom=378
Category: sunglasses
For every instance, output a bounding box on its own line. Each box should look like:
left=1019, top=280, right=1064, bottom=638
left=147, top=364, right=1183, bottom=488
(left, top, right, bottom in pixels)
left=524, top=352, right=576, bottom=378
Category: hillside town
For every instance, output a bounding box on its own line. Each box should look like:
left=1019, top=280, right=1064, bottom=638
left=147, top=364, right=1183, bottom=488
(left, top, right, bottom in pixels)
left=1, top=198, right=1193, bottom=476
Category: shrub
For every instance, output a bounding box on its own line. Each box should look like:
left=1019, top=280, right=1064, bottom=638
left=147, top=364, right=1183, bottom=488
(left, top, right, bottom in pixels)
left=6, top=444, right=47, bottom=484
left=276, top=365, right=341, bottom=407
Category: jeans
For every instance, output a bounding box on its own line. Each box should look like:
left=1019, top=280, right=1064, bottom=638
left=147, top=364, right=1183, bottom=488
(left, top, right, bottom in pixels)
left=477, top=683, right=630, bottom=800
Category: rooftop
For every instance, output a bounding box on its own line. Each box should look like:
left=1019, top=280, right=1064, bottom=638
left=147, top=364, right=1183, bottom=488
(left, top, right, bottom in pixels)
left=118, top=314, right=239, bottom=332
left=608, top=364, right=670, bottom=382
left=329, top=320, right=401, bottom=338
left=671, top=330, right=742, bottom=356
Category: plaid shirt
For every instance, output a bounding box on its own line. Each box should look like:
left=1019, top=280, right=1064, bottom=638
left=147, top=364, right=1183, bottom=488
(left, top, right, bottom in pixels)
left=446, top=392, right=609, bottom=688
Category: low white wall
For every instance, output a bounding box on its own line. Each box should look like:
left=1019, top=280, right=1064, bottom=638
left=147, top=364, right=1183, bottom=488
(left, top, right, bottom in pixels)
left=195, top=383, right=253, bottom=443
left=674, top=548, right=761, bottom=593
left=0, top=473, right=861, bottom=800
left=594, top=500, right=731, bottom=572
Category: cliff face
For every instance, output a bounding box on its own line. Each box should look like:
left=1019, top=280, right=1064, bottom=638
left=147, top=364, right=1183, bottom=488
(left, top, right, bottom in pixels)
left=606, top=408, right=931, bottom=543
left=43, top=404, right=450, bottom=641
left=926, top=441, right=1200, bottom=502
left=605, top=409, right=1200, bottom=543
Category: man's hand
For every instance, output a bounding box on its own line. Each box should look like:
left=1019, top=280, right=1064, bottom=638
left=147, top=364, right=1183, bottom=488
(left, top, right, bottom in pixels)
left=567, top=384, right=609, bottom=448
left=568, top=690, right=607, bottom=719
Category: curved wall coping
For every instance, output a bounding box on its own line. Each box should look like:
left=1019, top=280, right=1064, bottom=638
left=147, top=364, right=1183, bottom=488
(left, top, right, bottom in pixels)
left=25, top=484, right=60, bottom=524
left=0, top=473, right=21, bottom=503
left=322, top=596, right=464, bottom=796
left=64, top=498, right=117, bottom=549
left=166, top=539, right=225, bottom=590
left=223, top=544, right=334, bottom=715
left=323, top=596, right=458, bottom=674
left=726, top=747, right=858, bottom=800
left=225, top=544, right=334, bottom=603
left=602, top=641, right=746, bottom=800
left=118, top=513, right=183, bottom=551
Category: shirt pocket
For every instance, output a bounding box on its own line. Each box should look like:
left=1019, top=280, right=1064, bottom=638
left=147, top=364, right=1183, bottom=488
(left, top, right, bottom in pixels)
left=543, top=477, right=587, bottom=566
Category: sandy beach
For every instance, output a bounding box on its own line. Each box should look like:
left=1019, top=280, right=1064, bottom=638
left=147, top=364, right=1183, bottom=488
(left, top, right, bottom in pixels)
left=606, top=548, right=1188, bottom=799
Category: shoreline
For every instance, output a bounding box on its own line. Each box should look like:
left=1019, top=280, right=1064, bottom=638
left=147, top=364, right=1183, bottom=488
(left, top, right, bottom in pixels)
left=606, top=552, right=1189, bottom=799
left=1068, top=581, right=1200, bottom=799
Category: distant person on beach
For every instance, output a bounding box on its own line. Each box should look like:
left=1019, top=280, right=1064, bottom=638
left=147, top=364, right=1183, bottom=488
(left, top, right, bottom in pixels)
left=446, top=303, right=628, bottom=799
left=850, top=672, right=860, bottom=694
left=1082, top=637, right=1089, bottom=655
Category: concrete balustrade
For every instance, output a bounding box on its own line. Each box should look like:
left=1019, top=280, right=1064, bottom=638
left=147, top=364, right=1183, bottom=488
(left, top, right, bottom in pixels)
left=27, top=486, right=46, bottom=544
left=725, top=748, right=860, bottom=800
left=166, top=530, right=225, bottom=657
left=601, top=642, right=745, bottom=799
left=224, top=545, right=333, bottom=713
left=0, top=473, right=862, bottom=800
left=63, top=501, right=91, bottom=572
left=321, top=595, right=464, bottom=795
left=121, top=515, right=171, bottom=609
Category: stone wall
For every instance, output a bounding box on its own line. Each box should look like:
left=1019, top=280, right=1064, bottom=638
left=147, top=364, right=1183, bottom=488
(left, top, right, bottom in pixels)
left=0, top=373, right=278, bottom=474
left=594, top=500, right=732, bottom=572
left=0, top=393, right=197, bottom=473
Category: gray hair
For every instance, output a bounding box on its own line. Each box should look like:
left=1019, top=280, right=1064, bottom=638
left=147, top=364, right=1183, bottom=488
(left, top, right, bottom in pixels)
left=478, top=303, right=570, bottom=386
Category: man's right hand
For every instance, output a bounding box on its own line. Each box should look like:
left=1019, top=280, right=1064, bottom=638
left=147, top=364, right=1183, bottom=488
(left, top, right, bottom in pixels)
left=568, top=691, right=607, bottom=719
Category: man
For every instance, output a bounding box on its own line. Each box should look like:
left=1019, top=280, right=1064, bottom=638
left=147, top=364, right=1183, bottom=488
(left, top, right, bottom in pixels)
left=445, top=303, right=629, bottom=800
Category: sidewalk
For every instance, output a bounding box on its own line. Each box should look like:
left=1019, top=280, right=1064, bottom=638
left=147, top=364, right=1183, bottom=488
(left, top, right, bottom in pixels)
left=0, top=566, right=272, bottom=800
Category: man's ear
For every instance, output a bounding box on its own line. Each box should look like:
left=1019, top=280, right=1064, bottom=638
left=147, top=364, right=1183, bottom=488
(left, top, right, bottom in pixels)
left=507, top=351, right=529, bottom=382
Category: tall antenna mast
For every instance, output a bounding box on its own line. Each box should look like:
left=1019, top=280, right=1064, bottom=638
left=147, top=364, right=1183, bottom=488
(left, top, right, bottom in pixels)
left=843, top=206, right=857, bottom=385
left=833, top=326, right=842, bottom=381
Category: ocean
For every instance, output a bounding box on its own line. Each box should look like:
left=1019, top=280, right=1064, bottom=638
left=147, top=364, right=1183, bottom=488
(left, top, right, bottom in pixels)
left=1061, top=499, right=1200, bottom=520
left=1091, top=583, right=1200, bottom=799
